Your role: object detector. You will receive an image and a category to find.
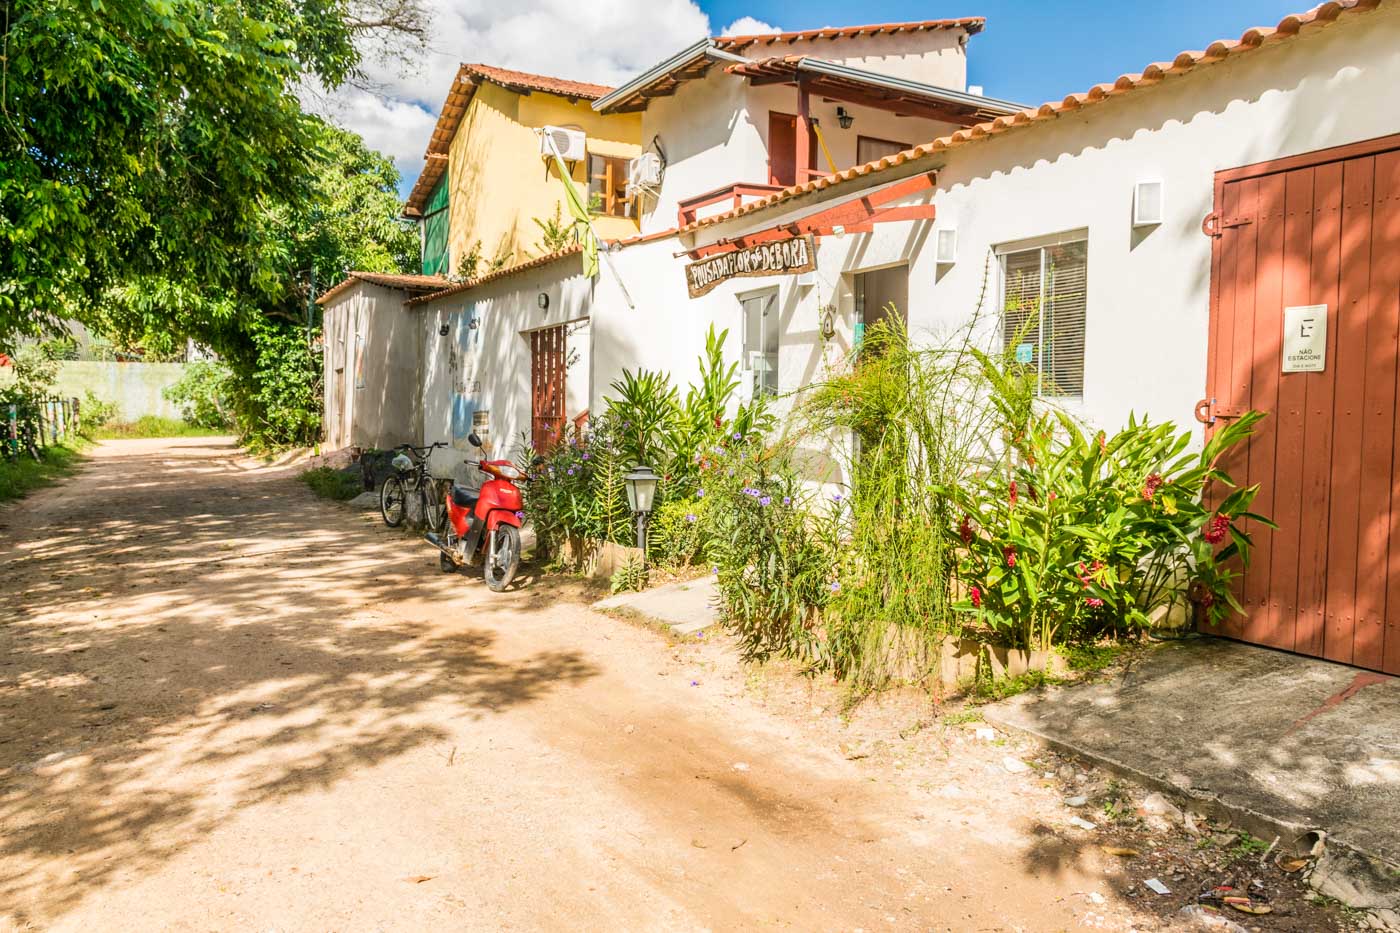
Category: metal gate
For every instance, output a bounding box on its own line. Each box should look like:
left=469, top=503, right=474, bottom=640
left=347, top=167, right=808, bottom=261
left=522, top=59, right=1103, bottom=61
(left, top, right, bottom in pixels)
left=530, top=325, right=566, bottom=452
left=1204, top=133, right=1400, bottom=674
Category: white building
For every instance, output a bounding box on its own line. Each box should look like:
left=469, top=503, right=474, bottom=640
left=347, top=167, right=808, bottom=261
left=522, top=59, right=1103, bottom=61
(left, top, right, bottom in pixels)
left=410, top=0, right=1400, bottom=674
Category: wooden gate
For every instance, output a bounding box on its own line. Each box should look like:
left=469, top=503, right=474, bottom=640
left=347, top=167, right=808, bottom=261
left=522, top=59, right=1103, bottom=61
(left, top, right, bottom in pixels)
left=530, top=324, right=566, bottom=452
left=1204, top=133, right=1400, bottom=674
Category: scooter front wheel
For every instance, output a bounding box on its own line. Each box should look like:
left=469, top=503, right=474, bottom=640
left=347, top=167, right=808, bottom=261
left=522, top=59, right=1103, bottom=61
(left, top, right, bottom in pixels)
left=483, top=525, right=521, bottom=592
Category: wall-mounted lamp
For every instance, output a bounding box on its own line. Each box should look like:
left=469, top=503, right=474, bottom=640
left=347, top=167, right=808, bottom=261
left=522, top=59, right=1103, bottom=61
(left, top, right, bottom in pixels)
left=438, top=322, right=450, bottom=337
left=836, top=106, right=854, bottom=130
left=1133, top=180, right=1164, bottom=227
left=935, top=228, right=958, bottom=264
left=467, top=314, right=480, bottom=330
left=537, top=292, right=550, bottom=310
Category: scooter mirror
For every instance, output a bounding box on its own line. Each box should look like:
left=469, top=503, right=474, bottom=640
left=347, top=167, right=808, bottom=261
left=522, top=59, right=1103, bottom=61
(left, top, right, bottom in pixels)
left=467, top=432, right=483, bottom=449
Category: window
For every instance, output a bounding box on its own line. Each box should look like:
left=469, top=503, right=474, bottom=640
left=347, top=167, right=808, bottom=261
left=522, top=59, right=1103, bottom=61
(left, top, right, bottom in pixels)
left=421, top=177, right=449, bottom=275
left=587, top=154, right=631, bottom=218
left=999, top=235, right=1088, bottom=397
left=856, top=135, right=910, bottom=164
left=741, top=291, right=779, bottom=397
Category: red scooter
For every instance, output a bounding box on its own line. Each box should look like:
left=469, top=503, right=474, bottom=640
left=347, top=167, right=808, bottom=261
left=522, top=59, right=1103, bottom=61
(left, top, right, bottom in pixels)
left=425, top=432, right=525, bottom=591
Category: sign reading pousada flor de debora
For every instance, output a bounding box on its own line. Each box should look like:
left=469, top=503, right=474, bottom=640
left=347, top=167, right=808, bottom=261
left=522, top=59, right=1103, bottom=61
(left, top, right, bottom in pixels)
left=685, top=234, right=816, bottom=298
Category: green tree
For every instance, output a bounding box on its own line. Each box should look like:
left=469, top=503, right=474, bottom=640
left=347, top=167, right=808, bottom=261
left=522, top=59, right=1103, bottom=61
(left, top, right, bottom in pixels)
left=0, top=0, right=422, bottom=344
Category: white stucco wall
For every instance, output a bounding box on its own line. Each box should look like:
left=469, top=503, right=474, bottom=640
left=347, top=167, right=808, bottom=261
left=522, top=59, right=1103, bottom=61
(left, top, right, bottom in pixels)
left=320, top=281, right=422, bottom=451
left=416, top=259, right=595, bottom=484
left=654, top=5, right=1400, bottom=438
left=740, top=30, right=969, bottom=91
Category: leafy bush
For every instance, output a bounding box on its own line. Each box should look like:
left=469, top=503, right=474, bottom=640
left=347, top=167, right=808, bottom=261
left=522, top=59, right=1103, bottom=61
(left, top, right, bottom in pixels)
left=522, top=415, right=632, bottom=555
left=0, top=443, right=84, bottom=502
left=704, top=437, right=835, bottom=665
left=647, top=495, right=711, bottom=567
left=78, top=390, right=118, bottom=434
left=164, top=361, right=234, bottom=429
left=299, top=466, right=362, bottom=500
left=238, top=321, right=321, bottom=450
left=946, top=410, right=1270, bottom=649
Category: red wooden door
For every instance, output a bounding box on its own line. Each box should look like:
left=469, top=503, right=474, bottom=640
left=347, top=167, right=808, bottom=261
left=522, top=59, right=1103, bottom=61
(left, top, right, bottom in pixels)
left=530, top=325, right=566, bottom=452
left=767, top=113, right=817, bottom=187
left=1206, top=134, right=1400, bottom=675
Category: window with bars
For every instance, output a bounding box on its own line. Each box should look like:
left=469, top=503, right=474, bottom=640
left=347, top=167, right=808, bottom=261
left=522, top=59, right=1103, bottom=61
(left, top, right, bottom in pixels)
left=741, top=291, right=779, bottom=397
left=999, top=237, right=1088, bottom=398
left=587, top=154, right=631, bottom=218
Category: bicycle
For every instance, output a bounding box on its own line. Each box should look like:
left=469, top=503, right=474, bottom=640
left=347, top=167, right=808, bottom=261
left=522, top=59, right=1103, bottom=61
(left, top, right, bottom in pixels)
left=380, top=442, right=448, bottom=532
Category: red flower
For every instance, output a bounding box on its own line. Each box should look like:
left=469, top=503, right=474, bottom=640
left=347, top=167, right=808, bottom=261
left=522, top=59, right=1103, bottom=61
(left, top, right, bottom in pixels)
left=958, top=515, right=973, bottom=544
left=1085, top=597, right=1105, bottom=608
left=1004, top=546, right=1017, bottom=568
left=970, top=586, right=982, bottom=608
left=1096, top=431, right=1107, bottom=452
left=1009, top=480, right=1018, bottom=507
left=1143, top=473, right=1164, bottom=500
left=1203, top=513, right=1230, bottom=544
left=713, top=415, right=724, bottom=430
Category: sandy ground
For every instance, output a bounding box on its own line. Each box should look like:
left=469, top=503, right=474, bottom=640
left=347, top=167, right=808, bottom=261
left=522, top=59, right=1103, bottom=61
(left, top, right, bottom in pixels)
left=0, top=439, right=1332, bottom=931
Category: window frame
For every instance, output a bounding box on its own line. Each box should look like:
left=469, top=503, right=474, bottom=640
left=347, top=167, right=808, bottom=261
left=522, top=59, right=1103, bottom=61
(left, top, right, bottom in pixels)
left=995, top=230, right=1089, bottom=399
left=738, top=288, right=780, bottom=398
left=586, top=153, right=631, bottom=218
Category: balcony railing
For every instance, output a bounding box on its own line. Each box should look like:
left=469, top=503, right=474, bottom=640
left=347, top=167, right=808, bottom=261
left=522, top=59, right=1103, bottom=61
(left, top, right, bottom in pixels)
left=676, top=182, right=786, bottom=228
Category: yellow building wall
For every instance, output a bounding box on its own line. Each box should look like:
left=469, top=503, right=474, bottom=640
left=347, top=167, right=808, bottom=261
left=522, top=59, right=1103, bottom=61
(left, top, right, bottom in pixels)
left=446, top=83, right=641, bottom=275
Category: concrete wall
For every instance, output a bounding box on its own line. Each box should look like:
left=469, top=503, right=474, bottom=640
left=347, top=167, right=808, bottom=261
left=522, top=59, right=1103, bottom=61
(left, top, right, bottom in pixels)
left=417, top=257, right=594, bottom=485
left=447, top=82, right=641, bottom=271
left=321, top=281, right=422, bottom=451
left=44, top=361, right=189, bottom=421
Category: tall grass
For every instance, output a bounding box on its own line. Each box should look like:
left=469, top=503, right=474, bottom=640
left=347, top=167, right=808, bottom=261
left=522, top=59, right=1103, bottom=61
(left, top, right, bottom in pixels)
left=797, top=314, right=1035, bottom=689
left=0, top=443, right=86, bottom=502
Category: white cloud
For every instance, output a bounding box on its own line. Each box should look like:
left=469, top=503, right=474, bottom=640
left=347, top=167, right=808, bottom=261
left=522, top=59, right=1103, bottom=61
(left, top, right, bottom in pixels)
left=721, top=16, right=779, bottom=36
left=306, top=0, right=744, bottom=193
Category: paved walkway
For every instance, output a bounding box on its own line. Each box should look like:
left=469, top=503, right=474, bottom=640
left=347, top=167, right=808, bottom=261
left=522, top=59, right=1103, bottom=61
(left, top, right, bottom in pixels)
left=986, top=637, right=1400, bottom=925
left=0, top=438, right=1154, bottom=931
left=594, top=576, right=719, bottom=635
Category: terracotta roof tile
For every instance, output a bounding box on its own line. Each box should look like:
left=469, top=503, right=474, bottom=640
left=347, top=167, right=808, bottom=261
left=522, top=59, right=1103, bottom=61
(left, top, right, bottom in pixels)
left=715, top=18, right=985, bottom=50
left=403, top=64, right=615, bottom=216
left=317, top=271, right=451, bottom=306
left=680, top=0, right=1385, bottom=234
left=406, top=246, right=584, bottom=307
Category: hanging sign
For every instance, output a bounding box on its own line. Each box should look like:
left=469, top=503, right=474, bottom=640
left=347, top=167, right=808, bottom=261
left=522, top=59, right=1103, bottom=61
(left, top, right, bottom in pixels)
left=685, top=234, right=817, bottom=298
left=1282, top=304, right=1327, bottom=373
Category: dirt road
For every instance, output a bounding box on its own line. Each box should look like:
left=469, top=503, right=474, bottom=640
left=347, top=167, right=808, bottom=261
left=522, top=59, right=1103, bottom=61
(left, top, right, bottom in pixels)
left=1, top=439, right=1150, bottom=931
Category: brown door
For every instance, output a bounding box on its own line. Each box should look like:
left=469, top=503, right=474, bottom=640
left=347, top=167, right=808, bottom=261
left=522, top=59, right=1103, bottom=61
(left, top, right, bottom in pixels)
left=767, top=113, right=818, bottom=187
left=1205, top=134, right=1400, bottom=674
left=530, top=325, right=567, bottom=452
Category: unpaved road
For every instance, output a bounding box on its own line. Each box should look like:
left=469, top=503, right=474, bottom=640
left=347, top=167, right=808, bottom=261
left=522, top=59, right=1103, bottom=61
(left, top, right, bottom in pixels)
left=2, top=439, right=1152, bottom=931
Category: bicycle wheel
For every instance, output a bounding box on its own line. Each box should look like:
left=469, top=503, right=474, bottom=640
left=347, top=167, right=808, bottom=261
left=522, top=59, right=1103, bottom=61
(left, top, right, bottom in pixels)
left=421, top=484, right=447, bottom=533
left=380, top=475, right=407, bottom=527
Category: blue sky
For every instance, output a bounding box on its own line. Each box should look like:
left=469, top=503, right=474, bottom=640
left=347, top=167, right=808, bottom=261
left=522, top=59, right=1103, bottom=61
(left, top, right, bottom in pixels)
left=329, top=0, right=1309, bottom=197
left=701, top=0, right=1301, bottom=105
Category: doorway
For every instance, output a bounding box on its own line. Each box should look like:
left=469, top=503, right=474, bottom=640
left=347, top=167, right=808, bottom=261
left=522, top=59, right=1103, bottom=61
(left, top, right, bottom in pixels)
left=530, top=324, right=567, bottom=452
left=767, top=112, right=818, bottom=188
left=854, top=264, right=910, bottom=352
left=1205, top=133, right=1400, bottom=674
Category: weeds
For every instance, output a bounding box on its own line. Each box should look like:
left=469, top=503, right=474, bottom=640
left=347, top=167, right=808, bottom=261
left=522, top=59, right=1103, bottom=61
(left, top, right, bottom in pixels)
left=91, top=416, right=227, bottom=439
left=968, top=668, right=1065, bottom=702
left=0, top=442, right=86, bottom=502
left=939, top=708, right=984, bottom=726
left=299, top=466, right=362, bottom=500
left=1059, top=643, right=1127, bottom=673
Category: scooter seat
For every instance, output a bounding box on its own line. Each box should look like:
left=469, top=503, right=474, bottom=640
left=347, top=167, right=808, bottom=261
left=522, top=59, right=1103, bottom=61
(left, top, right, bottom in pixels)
left=450, top=485, right=478, bottom=509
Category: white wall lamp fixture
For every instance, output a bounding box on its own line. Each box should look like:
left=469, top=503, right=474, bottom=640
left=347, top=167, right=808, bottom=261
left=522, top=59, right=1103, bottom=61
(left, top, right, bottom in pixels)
left=537, top=292, right=550, bottom=310
left=1133, top=179, right=1164, bottom=227
left=438, top=322, right=450, bottom=337
left=935, top=227, right=958, bottom=265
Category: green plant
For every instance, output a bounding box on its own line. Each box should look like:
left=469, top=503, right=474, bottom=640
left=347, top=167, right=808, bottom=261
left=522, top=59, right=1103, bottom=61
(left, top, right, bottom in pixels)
left=164, top=361, right=234, bottom=429
left=947, top=409, right=1273, bottom=650
left=1059, top=643, right=1126, bottom=673
left=91, top=416, right=226, bottom=439
left=299, top=466, right=362, bottom=500
left=239, top=321, right=321, bottom=450
left=605, top=369, right=680, bottom=467
left=610, top=556, right=649, bottom=594
left=533, top=204, right=576, bottom=253
left=0, top=442, right=84, bottom=502
left=648, top=495, right=712, bottom=567
left=77, top=390, right=118, bottom=435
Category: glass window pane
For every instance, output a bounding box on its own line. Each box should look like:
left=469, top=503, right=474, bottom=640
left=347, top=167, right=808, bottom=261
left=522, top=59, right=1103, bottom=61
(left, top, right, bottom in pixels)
left=1042, top=241, right=1087, bottom=397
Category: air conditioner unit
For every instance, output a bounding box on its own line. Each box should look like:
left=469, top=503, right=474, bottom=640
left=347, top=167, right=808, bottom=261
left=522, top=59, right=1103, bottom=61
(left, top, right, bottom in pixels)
left=626, top=152, right=663, bottom=196
left=1133, top=180, right=1164, bottom=226
left=539, top=126, right=586, bottom=161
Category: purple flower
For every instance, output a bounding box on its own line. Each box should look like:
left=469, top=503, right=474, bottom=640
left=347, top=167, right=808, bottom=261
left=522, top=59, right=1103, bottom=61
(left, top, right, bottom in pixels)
left=566, top=467, right=576, bottom=476
left=832, top=493, right=843, bottom=503
left=758, top=496, right=771, bottom=507
left=782, top=496, right=791, bottom=506
left=830, top=581, right=841, bottom=593
left=696, top=488, right=705, bottom=498
left=581, top=452, right=590, bottom=460
left=732, top=431, right=742, bottom=441
left=685, top=513, right=697, bottom=523
left=514, top=510, right=524, bottom=520
left=690, top=680, right=699, bottom=687
left=712, top=565, right=719, bottom=575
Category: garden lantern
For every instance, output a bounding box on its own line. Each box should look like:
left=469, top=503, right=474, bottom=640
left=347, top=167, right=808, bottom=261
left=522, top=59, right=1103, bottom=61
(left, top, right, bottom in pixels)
left=624, top=464, right=660, bottom=550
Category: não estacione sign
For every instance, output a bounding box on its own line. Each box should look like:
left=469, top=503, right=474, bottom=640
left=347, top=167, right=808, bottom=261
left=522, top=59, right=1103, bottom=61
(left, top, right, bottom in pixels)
left=685, top=234, right=816, bottom=298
